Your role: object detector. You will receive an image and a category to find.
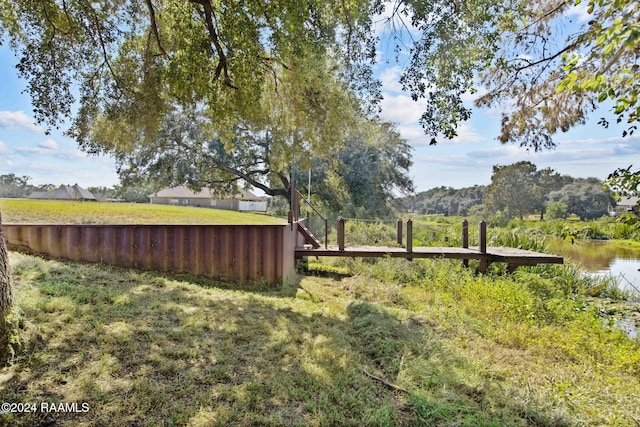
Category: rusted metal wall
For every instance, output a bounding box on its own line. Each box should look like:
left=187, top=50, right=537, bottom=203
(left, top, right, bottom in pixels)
left=3, top=224, right=297, bottom=284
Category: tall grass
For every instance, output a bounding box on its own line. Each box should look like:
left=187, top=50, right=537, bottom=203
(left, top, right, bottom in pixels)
left=506, top=217, right=640, bottom=241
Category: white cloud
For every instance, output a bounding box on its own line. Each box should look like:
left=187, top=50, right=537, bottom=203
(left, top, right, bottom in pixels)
left=397, top=124, right=428, bottom=145
left=379, top=66, right=403, bottom=93
left=38, top=139, right=59, bottom=150
left=16, top=139, right=88, bottom=160
left=0, top=141, right=9, bottom=155
left=380, top=94, right=427, bottom=124
left=16, top=147, right=50, bottom=156
left=0, top=111, right=43, bottom=133
left=452, top=125, right=486, bottom=144
left=566, top=2, right=592, bottom=23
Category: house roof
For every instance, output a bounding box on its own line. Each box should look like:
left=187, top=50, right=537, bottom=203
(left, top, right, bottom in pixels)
left=29, top=184, right=96, bottom=200
left=28, top=191, right=49, bottom=199
left=151, top=186, right=261, bottom=200
left=619, top=196, right=639, bottom=207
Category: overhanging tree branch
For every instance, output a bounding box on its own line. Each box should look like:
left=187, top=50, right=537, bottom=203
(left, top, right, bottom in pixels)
left=144, top=0, right=169, bottom=58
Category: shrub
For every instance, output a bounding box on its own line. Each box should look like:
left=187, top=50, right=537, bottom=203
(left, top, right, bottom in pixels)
left=546, top=201, right=569, bottom=220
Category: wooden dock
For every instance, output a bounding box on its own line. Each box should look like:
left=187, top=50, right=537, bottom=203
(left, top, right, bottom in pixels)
left=295, top=245, right=563, bottom=272
left=287, top=195, right=564, bottom=273
left=293, top=217, right=563, bottom=273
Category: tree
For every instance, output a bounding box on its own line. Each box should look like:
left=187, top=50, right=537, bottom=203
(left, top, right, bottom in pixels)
left=546, top=179, right=615, bottom=220
left=0, top=174, right=33, bottom=198
left=0, top=211, right=14, bottom=364
left=476, top=0, right=640, bottom=149
left=0, top=0, right=525, bottom=161
left=404, top=186, right=484, bottom=216
left=4, top=1, right=637, bottom=194
left=0, top=0, right=374, bottom=164
left=484, top=161, right=541, bottom=220
left=545, top=201, right=569, bottom=220
left=308, top=122, right=414, bottom=217
left=117, top=111, right=413, bottom=214
left=536, top=167, right=571, bottom=219
left=606, top=165, right=640, bottom=206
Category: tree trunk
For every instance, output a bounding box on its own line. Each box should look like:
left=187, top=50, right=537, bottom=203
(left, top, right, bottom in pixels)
left=0, top=210, right=14, bottom=364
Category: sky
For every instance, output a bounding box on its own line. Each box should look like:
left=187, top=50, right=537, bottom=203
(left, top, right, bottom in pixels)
left=1, top=4, right=639, bottom=193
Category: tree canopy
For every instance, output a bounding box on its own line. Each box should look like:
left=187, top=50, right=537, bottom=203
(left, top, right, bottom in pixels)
left=1, top=0, right=638, bottom=199
left=547, top=179, right=615, bottom=220
left=0, top=0, right=376, bottom=160
left=476, top=0, right=640, bottom=149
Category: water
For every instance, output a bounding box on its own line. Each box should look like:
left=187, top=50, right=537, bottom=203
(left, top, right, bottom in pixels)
left=548, top=239, right=640, bottom=339
left=592, top=258, right=640, bottom=294
left=548, top=239, right=640, bottom=293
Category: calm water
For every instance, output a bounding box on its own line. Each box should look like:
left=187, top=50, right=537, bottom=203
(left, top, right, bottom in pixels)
left=549, top=239, right=640, bottom=339
left=549, top=239, right=640, bottom=293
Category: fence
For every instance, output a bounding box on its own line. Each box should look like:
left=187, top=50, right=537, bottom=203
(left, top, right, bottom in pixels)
left=3, top=223, right=298, bottom=284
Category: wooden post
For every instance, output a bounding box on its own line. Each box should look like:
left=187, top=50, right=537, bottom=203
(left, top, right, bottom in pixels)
left=406, top=219, right=413, bottom=260
left=288, top=211, right=293, bottom=230
left=324, top=218, right=328, bottom=250
left=479, top=220, right=488, bottom=273
left=462, top=219, right=469, bottom=268
left=396, top=219, right=403, bottom=246
left=338, top=217, right=345, bottom=251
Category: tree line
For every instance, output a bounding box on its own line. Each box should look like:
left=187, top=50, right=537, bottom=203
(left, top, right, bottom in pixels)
left=403, top=162, right=616, bottom=221
left=0, top=174, right=156, bottom=204
left=0, top=174, right=55, bottom=198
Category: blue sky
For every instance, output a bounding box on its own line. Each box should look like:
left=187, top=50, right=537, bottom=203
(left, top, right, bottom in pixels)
left=1, top=4, right=639, bottom=192
left=377, top=59, right=640, bottom=191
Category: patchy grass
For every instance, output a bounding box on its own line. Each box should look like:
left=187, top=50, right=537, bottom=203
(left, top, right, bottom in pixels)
left=0, top=199, right=284, bottom=225
left=2, top=253, right=639, bottom=426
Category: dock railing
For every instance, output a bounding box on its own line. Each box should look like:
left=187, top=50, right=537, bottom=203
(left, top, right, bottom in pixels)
left=292, top=190, right=328, bottom=249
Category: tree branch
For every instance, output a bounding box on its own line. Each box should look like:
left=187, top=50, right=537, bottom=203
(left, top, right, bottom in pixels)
left=144, top=0, right=169, bottom=58
left=363, top=369, right=409, bottom=394
left=189, top=0, right=237, bottom=89
left=172, top=138, right=287, bottom=197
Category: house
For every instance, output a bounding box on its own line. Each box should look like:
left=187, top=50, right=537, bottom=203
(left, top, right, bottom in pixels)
left=149, top=186, right=268, bottom=212
left=615, top=196, right=640, bottom=215
left=28, top=184, right=96, bottom=201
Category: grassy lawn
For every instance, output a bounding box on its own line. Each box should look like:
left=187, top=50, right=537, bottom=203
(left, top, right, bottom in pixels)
left=0, top=199, right=285, bottom=225
left=1, top=252, right=639, bottom=426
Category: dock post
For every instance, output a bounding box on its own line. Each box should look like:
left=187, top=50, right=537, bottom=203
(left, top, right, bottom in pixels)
left=338, top=217, right=345, bottom=251
left=479, top=220, right=488, bottom=273
left=324, top=218, right=328, bottom=249
left=396, top=219, right=403, bottom=246
left=406, top=219, right=413, bottom=261
left=462, top=219, right=469, bottom=268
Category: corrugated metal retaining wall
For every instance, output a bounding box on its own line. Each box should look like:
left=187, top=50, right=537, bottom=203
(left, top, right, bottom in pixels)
left=2, top=223, right=298, bottom=284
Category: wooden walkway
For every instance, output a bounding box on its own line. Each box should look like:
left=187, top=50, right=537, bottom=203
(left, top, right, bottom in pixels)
left=292, top=216, right=563, bottom=273
left=295, top=245, right=563, bottom=273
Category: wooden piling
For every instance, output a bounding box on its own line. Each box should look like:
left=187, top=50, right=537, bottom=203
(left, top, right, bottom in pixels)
left=406, top=219, right=413, bottom=260
left=338, top=217, right=345, bottom=251
left=479, top=220, right=488, bottom=273
left=462, top=219, right=469, bottom=268
left=396, top=219, right=403, bottom=246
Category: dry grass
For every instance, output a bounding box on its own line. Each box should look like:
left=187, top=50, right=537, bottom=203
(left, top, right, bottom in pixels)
left=0, top=199, right=284, bottom=225
left=1, top=252, right=639, bottom=426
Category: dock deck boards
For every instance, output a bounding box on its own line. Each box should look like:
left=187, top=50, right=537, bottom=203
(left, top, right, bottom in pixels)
left=295, top=245, right=563, bottom=267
